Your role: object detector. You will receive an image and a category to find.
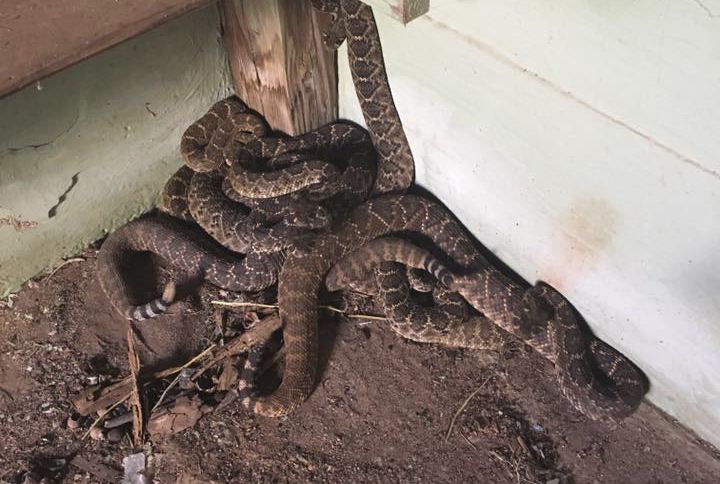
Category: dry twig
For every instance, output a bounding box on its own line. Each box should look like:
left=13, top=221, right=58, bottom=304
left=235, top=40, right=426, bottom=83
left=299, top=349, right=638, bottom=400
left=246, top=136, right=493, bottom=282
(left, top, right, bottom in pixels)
left=445, top=375, right=492, bottom=442
left=126, top=324, right=144, bottom=447
left=192, top=314, right=282, bottom=380
left=210, top=300, right=387, bottom=321
left=69, top=455, right=121, bottom=482
left=75, top=313, right=295, bottom=440
left=461, top=433, right=478, bottom=451
left=73, top=344, right=218, bottom=416
left=44, top=257, right=85, bottom=280
left=151, top=343, right=216, bottom=413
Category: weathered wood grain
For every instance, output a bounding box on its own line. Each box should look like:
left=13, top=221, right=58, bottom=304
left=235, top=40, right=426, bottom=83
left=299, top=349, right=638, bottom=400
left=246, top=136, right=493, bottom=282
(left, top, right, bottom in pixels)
left=220, top=0, right=337, bottom=135
left=0, top=0, right=216, bottom=98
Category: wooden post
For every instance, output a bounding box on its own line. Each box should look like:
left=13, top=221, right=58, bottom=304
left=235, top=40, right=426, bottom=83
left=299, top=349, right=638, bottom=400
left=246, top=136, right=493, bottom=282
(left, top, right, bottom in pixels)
left=365, top=0, right=429, bottom=24
left=220, top=0, right=337, bottom=135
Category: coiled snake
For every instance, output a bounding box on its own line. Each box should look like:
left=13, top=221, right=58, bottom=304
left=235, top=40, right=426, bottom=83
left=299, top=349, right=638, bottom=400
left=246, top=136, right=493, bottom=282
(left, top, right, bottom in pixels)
left=97, top=0, right=645, bottom=422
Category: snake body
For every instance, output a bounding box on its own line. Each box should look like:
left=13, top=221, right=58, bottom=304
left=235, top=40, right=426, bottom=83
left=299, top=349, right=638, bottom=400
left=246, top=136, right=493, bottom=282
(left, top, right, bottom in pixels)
left=234, top=0, right=643, bottom=421
left=312, top=0, right=414, bottom=194
left=97, top=0, right=645, bottom=421
left=330, top=238, right=644, bottom=420
left=99, top=95, right=376, bottom=319
left=244, top=195, right=482, bottom=416
left=229, top=0, right=421, bottom=415
left=96, top=217, right=283, bottom=320
left=241, top=191, right=644, bottom=420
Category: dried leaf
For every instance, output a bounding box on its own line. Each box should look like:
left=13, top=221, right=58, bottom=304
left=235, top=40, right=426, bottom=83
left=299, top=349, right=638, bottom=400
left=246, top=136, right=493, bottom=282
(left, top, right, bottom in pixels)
left=147, top=395, right=211, bottom=436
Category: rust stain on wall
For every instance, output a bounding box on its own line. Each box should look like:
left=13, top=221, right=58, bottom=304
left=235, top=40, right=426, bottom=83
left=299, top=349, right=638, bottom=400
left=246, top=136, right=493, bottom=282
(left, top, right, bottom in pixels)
left=544, top=197, right=619, bottom=290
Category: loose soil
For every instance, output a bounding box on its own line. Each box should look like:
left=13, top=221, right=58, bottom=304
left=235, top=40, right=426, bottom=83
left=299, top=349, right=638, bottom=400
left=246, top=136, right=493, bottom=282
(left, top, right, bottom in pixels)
left=1, top=246, right=719, bottom=483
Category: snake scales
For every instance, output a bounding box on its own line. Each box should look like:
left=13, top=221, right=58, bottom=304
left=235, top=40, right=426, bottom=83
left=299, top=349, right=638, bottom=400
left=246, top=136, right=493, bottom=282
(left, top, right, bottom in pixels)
left=233, top=0, right=643, bottom=420
left=327, top=237, right=644, bottom=420
left=97, top=0, right=644, bottom=421
left=98, top=96, right=375, bottom=319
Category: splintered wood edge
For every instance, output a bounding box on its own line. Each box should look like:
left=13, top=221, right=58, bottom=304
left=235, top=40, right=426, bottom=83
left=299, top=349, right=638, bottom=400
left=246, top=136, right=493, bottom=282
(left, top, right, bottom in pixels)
left=365, top=0, right=430, bottom=24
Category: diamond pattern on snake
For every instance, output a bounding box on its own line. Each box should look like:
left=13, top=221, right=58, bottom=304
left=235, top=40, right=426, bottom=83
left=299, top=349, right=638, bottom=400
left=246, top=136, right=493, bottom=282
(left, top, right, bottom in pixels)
left=97, top=0, right=646, bottom=423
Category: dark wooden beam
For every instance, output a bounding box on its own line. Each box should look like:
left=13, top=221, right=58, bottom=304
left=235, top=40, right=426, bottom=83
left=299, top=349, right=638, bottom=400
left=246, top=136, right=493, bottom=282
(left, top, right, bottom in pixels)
left=0, top=0, right=216, bottom=99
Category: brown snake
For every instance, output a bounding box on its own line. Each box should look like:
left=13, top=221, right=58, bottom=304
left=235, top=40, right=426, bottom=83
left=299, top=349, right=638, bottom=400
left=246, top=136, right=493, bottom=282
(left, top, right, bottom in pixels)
left=97, top=0, right=645, bottom=422
left=232, top=0, right=644, bottom=421
left=328, top=237, right=645, bottom=420
left=311, top=0, right=414, bottom=195
left=98, top=96, right=375, bottom=320
left=225, top=0, right=421, bottom=415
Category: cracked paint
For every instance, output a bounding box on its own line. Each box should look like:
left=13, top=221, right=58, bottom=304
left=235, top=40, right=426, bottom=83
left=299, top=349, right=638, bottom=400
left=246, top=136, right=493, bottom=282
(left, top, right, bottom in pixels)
left=2, top=113, right=80, bottom=156
left=47, top=172, right=80, bottom=218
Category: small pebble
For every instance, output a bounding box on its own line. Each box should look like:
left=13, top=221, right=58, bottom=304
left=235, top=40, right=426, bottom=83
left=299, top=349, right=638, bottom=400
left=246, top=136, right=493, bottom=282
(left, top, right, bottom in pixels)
left=89, top=427, right=105, bottom=440
left=546, top=479, right=560, bottom=484
left=21, top=472, right=41, bottom=484
left=107, top=427, right=126, bottom=443
left=67, top=413, right=84, bottom=430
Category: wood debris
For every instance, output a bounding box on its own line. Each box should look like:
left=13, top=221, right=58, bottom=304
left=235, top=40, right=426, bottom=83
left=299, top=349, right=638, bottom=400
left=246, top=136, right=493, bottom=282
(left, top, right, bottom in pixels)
left=70, top=312, right=282, bottom=441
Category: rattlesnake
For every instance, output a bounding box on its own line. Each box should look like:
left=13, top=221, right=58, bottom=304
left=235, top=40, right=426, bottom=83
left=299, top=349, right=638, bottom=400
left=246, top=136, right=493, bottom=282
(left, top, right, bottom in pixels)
left=311, top=0, right=414, bottom=195
left=232, top=0, right=644, bottom=421
left=326, top=237, right=503, bottom=349
left=173, top=97, right=376, bottom=254
left=238, top=192, right=643, bottom=421
left=97, top=0, right=400, bottom=318
left=96, top=0, right=645, bottom=422
left=99, top=97, right=375, bottom=319
left=96, top=216, right=283, bottom=320
left=326, top=236, right=484, bottom=340
left=327, top=237, right=644, bottom=420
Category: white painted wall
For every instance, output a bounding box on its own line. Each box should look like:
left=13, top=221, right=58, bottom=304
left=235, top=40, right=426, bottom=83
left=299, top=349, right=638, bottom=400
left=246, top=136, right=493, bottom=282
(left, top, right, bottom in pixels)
left=340, top=0, right=720, bottom=447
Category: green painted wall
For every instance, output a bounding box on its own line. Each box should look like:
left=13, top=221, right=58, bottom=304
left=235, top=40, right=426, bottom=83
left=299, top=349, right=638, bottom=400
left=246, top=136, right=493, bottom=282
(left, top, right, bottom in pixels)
left=0, top=5, right=233, bottom=296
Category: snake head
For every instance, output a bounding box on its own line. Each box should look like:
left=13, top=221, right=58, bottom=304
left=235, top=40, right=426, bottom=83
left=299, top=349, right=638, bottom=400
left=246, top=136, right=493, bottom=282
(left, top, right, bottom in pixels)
left=294, top=206, right=332, bottom=229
